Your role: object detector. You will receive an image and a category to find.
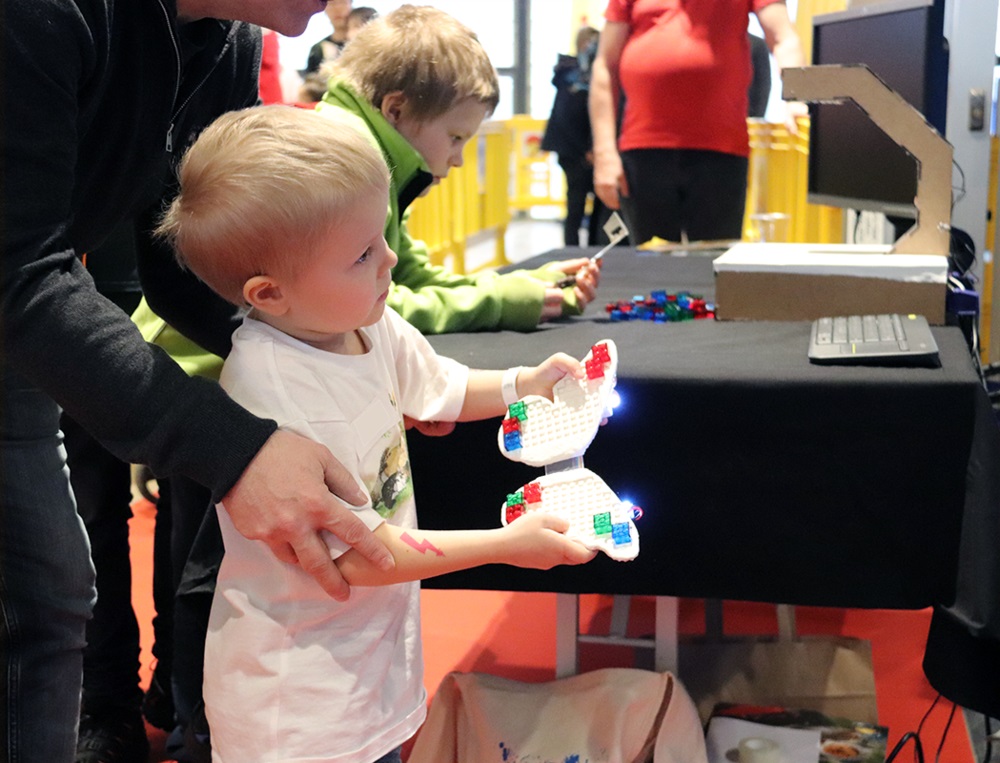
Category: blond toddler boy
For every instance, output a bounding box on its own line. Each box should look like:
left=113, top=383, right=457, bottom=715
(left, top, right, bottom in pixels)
left=156, top=105, right=596, bottom=763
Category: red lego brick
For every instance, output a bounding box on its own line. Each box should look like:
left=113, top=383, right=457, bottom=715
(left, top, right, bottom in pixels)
left=523, top=482, right=543, bottom=503
left=505, top=504, right=526, bottom=523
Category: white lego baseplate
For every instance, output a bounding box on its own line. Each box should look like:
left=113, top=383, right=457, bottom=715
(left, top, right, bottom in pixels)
left=500, top=468, right=639, bottom=562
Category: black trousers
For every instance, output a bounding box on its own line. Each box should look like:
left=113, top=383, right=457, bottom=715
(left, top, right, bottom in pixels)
left=619, top=148, right=748, bottom=246
left=155, top=475, right=214, bottom=728
left=558, top=154, right=610, bottom=247
left=62, top=416, right=146, bottom=715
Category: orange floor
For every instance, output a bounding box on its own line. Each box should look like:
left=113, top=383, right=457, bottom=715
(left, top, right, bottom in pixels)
left=129, top=497, right=975, bottom=762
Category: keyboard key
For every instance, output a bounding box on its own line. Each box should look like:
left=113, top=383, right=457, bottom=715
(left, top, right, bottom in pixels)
left=815, top=316, right=833, bottom=344
left=847, top=315, right=864, bottom=343
left=891, top=313, right=906, bottom=341
left=862, top=315, right=879, bottom=342
left=876, top=314, right=895, bottom=341
left=832, top=317, right=848, bottom=344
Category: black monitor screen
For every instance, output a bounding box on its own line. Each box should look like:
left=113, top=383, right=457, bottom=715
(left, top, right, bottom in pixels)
left=808, top=0, right=948, bottom=219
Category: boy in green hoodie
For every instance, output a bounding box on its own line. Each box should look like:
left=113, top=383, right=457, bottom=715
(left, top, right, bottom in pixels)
left=317, top=3, right=602, bottom=334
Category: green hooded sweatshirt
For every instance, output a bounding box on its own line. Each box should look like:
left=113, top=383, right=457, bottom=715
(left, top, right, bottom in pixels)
left=318, top=81, right=577, bottom=334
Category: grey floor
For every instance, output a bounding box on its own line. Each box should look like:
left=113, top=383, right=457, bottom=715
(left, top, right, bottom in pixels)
left=464, top=214, right=565, bottom=272
left=966, top=711, right=999, bottom=762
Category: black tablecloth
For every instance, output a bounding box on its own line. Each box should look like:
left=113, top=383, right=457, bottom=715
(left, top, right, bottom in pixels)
left=409, top=247, right=1000, bottom=714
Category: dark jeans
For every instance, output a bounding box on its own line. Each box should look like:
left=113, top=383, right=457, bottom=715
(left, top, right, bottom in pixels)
left=1, top=370, right=96, bottom=763
left=619, top=147, right=748, bottom=246
left=558, top=155, right=610, bottom=247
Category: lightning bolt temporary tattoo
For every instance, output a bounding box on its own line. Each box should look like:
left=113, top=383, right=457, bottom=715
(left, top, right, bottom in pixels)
left=400, top=531, right=444, bottom=556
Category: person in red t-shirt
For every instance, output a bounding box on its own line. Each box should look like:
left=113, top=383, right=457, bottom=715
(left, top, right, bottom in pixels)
left=589, top=0, right=806, bottom=245
left=259, top=29, right=284, bottom=104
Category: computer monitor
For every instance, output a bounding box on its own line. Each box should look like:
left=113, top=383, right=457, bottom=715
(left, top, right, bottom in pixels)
left=808, top=0, right=949, bottom=219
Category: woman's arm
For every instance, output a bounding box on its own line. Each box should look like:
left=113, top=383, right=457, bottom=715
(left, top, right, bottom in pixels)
left=589, top=20, right=631, bottom=209
left=756, top=2, right=808, bottom=131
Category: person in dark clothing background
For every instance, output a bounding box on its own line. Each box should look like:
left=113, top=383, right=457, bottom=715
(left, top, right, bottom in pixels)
left=747, top=33, right=773, bottom=119
left=541, top=27, right=611, bottom=247
left=2, top=3, right=393, bottom=763
left=299, top=0, right=353, bottom=103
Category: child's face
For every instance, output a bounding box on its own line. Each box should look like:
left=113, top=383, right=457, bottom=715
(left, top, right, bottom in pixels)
left=278, top=186, right=396, bottom=344
left=393, top=98, right=491, bottom=189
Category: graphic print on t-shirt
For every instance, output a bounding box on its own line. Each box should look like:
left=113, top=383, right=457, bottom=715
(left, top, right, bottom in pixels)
left=369, top=393, right=414, bottom=519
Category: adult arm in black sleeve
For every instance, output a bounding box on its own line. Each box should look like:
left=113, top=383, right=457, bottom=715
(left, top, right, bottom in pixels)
left=1, top=2, right=273, bottom=499
left=2, top=2, right=392, bottom=598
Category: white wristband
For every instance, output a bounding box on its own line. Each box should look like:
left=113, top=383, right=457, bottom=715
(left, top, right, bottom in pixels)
left=501, top=366, right=524, bottom=407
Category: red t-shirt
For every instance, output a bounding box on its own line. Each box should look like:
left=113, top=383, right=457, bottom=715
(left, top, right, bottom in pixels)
left=258, top=30, right=284, bottom=105
left=605, top=0, right=782, bottom=157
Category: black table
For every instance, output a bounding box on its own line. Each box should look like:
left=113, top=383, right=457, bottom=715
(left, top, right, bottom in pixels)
left=409, top=248, right=1000, bottom=713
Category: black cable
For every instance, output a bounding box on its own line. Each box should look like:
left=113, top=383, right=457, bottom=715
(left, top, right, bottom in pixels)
left=933, top=701, right=957, bottom=763
left=953, top=158, right=967, bottom=210
left=918, top=694, right=942, bottom=739
left=982, top=715, right=994, bottom=763
left=885, top=731, right=925, bottom=763
left=886, top=693, right=944, bottom=763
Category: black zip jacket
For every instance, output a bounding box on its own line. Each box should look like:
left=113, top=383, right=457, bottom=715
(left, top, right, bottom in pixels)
left=2, top=0, right=277, bottom=501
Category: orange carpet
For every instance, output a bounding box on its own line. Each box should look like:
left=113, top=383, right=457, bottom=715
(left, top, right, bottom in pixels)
left=129, top=496, right=975, bottom=761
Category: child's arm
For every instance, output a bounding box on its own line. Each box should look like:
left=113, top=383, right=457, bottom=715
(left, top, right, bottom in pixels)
left=335, top=512, right=597, bottom=586
left=455, top=353, right=585, bottom=422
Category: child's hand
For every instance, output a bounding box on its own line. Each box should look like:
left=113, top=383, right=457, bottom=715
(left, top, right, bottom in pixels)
left=500, top=511, right=597, bottom=569
left=570, top=258, right=601, bottom=307
left=517, top=353, right=584, bottom=401
left=538, top=258, right=602, bottom=321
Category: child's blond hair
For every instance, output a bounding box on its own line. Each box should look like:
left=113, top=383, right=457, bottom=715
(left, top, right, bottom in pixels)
left=330, top=5, right=500, bottom=122
left=157, top=105, right=389, bottom=305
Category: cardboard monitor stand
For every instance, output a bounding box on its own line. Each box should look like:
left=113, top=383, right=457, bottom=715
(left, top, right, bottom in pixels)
left=782, top=64, right=953, bottom=257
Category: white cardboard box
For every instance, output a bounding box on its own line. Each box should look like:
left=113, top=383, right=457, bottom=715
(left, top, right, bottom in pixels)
left=713, top=243, right=948, bottom=324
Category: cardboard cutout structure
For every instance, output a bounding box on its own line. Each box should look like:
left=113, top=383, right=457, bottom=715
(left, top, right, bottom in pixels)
left=782, top=64, right=954, bottom=256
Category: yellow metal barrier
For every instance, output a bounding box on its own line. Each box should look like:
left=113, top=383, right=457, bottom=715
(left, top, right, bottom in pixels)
left=745, top=117, right=844, bottom=244
left=506, top=115, right=565, bottom=212
left=982, top=135, right=997, bottom=362
left=409, top=115, right=845, bottom=275
left=407, top=121, right=511, bottom=274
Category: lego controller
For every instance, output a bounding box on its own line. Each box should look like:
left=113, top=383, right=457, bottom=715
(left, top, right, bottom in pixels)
left=497, top=340, right=639, bottom=561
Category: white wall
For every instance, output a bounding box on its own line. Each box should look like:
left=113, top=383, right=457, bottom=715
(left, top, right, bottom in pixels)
left=944, top=0, right=999, bottom=284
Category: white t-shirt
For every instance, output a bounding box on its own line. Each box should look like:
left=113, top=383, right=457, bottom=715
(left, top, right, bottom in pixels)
left=204, top=309, right=469, bottom=763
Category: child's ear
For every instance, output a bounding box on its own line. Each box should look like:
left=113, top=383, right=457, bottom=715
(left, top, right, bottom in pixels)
left=243, top=275, right=288, bottom=316
left=380, top=91, right=409, bottom=126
